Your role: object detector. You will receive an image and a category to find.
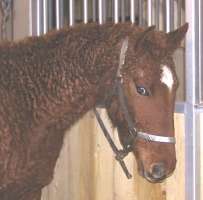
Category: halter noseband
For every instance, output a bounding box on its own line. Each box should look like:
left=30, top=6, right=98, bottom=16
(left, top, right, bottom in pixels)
left=94, top=37, right=176, bottom=179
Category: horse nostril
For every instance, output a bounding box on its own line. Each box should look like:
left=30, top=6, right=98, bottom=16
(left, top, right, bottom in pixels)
left=150, top=163, right=166, bottom=180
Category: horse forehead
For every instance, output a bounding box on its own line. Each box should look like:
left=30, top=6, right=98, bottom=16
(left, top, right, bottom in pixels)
left=160, top=65, right=174, bottom=91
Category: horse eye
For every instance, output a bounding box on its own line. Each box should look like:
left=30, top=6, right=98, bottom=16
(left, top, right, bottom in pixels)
left=136, top=86, right=150, bottom=96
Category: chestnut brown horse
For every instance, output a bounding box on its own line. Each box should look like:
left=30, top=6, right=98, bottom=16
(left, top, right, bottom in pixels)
left=0, top=23, right=187, bottom=199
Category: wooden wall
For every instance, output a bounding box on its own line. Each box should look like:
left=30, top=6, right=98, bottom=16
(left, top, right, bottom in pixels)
left=41, top=112, right=185, bottom=200
left=13, top=0, right=30, bottom=40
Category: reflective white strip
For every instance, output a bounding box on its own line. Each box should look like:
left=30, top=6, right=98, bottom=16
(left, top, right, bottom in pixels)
left=137, top=131, right=176, bottom=143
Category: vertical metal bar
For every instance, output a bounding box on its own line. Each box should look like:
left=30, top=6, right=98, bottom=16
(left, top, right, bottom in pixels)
left=56, top=0, right=64, bottom=29
left=161, top=0, right=166, bottom=31
left=121, top=0, right=125, bottom=22
left=155, top=0, right=160, bottom=29
left=138, top=0, right=143, bottom=26
left=29, top=0, right=34, bottom=36
left=177, top=0, right=182, bottom=27
left=43, top=0, right=48, bottom=34
left=69, top=0, right=75, bottom=26
left=135, top=0, right=139, bottom=23
left=165, top=0, right=170, bottom=32
left=147, top=0, right=152, bottom=26
left=199, top=0, right=203, bottom=103
left=170, top=0, right=174, bottom=30
left=185, top=0, right=201, bottom=200
left=56, top=0, right=60, bottom=29
left=103, top=0, right=107, bottom=23
left=37, top=0, right=43, bottom=36
left=92, top=0, right=96, bottom=22
left=83, top=0, right=88, bottom=23
left=114, top=0, right=119, bottom=24
left=166, top=0, right=174, bottom=32
left=98, top=0, right=103, bottom=24
left=130, top=0, right=135, bottom=24
left=48, top=0, right=53, bottom=30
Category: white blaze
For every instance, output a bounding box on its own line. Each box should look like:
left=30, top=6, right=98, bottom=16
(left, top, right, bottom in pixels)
left=160, top=65, right=174, bottom=91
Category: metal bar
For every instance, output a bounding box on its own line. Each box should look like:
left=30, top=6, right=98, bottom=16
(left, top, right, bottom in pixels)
left=170, top=0, right=174, bottom=30
left=92, top=0, right=96, bottom=22
left=36, top=0, right=43, bottom=36
left=166, top=0, right=174, bottom=32
left=56, top=0, right=60, bottom=29
left=199, top=0, right=203, bottom=103
left=98, top=0, right=103, bottom=24
left=29, top=0, right=34, bottom=36
left=56, top=0, right=64, bottom=29
left=43, top=0, right=48, bottom=34
left=138, top=0, right=143, bottom=26
left=103, top=0, right=107, bottom=23
left=147, top=0, right=152, bottom=26
left=175, top=102, right=186, bottom=113
left=69, top=0, right=75, bottom=26
left=162, top=0, right=166, bottom=31
left=83, top=0, right=88, bottom=23
left=185, top=0, right=201, bottom=200
left=121, top=0, right=125, bottom=22
left=177, top=0, right=182, bottom=27
left=155, top=0, right=160, bottom=29
left=195, top=105, right=203, bottom=113
left=185, top=106, right=201, bottom=200
left=130, top=0, right=135, bottom=24
left=166, top=0, right=170, bottom=32
left=114, top=0, right=119, bottom=24
left=48, top=0, right=53, bottom=30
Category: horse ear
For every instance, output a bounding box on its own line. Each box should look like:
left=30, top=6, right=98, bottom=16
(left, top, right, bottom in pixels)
left=134, top=25, right=156, bottom=51
left=167, top=23, right=188, bottom=51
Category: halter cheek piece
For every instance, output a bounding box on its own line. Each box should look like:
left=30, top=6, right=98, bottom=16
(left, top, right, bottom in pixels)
left=94, top=37, right=176, bottom=179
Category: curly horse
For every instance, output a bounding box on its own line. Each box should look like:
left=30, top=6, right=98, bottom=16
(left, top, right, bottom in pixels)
left=0, top=23, right=187, bottom=199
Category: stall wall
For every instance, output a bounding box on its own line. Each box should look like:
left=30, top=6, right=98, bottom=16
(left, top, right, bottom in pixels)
left=13, top=0, right=30, bottom=40
left=41, top=113, right=185, bottom=200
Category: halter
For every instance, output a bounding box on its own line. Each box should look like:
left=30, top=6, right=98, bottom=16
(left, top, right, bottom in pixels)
left=94, top=37, right=176, bottom=179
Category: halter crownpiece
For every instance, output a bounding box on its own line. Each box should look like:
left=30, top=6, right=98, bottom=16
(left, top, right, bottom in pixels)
left=116, top=37, right=129, bottom=81
left=94, top=37, right=176, bottom=179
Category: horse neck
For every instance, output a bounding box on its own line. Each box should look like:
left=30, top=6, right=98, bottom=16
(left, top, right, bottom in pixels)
left=27, top=27, right=120, bottom=129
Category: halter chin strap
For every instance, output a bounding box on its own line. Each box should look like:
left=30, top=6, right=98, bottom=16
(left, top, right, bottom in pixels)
left=94, top=37, right=176, bottom=179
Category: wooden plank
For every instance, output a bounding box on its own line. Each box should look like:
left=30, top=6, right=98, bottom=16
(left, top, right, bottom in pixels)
left=163, top=113, right=185, bottom=200
left=13, top=0, right=30, bottom=40
left=92, top=109, right=114, bottom=200
left=42, top=111, right=96, bottom=200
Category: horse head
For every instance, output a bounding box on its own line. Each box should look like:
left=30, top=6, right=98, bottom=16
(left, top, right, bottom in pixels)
left=106, top=23, right=188, bottom=182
